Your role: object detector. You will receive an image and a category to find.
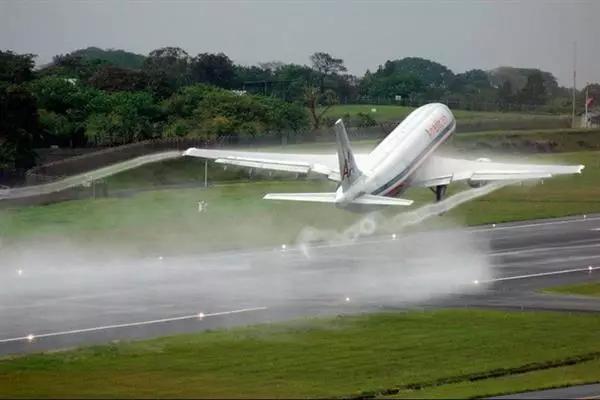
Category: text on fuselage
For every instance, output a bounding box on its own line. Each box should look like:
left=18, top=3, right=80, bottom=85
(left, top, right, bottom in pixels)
left=425, top=115, right=449, bottom=138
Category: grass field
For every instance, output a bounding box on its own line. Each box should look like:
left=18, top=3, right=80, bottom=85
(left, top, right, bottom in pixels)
left=323, top=104, right=569, bottom=124
left=1, top=309, right=599, bottom=398
left=543, top=282, right=600, bottom=298
left=0, top=149, right=598, bottom=255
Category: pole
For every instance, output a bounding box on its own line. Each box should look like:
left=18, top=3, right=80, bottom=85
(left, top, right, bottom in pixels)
left=572, top=42, right=577, bottom=128
left=204, top=160, right=208, bottom=188
left=585, top=85, right=589, bottom=128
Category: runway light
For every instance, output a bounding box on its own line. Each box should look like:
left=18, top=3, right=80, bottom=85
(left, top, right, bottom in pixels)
left=26, top=334, right=34, bottom=342
left=392, top=233, right=397, bottom=240
left=281, top=244, right=287, bottom=250
left=17, top=269, right=23, bottom=276
left=492, top=224, right=496, bottom=228
left=158, top=256, right=163, bottom=261
left=345, top=297, right=351, bottom=302
left=197, top=312, right=205, bottom=320
left=584, top=214, right=587, bottom=219
left=473, top=279, right=479, bottom=285
left=589, top=266, right=593, bottom=272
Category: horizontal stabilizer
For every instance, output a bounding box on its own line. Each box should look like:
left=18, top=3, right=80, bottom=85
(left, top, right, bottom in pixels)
left=263, top=192, right=338, bottom=203
left=263, top=192, right=413, bottom=206
left=351, top=194, right=413, bottom=206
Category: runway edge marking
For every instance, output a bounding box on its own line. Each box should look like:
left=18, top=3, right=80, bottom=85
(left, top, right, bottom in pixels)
left=483, top=266, right=600, bottom=284
left=0, top=306, right=268, bottom=344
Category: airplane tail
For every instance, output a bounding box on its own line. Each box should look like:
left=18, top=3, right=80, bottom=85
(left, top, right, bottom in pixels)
left=263, top=119, right=413, bottom=207
left=334, top=119, right=361, bottom=191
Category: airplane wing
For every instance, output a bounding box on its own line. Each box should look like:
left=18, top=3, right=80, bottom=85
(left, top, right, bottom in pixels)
left=411, top=155, right=585, bottom=187
left=183, top=148, right=369, bottom=182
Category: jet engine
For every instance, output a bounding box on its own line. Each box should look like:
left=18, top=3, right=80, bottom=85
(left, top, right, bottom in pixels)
left=467, top=158, right=491, bottom=188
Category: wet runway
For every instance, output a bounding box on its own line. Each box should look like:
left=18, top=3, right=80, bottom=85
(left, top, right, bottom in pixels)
left=1, top=214, right=600, bottom=356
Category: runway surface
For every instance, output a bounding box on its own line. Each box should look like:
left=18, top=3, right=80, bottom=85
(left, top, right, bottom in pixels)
left=491, top=383, right=600, bottom=399
left=1, top=214, right=600, bottom=357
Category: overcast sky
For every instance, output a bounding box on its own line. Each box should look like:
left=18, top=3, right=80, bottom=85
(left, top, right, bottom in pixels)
left=1, top=0, right=599, bottom=86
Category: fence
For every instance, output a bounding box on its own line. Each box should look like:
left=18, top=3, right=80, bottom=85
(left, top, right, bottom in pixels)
left=23, top=125, right=392, bottom=186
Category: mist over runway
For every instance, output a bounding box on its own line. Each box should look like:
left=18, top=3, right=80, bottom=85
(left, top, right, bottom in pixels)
left=1, top=214, right=600, bottom=356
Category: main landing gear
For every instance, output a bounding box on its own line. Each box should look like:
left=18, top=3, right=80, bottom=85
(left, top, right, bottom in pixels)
left=430, top=184, right=447, bottom=202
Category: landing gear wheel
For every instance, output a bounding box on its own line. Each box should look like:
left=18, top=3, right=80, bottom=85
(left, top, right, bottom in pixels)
left=429, top=185, right=447, bottom=202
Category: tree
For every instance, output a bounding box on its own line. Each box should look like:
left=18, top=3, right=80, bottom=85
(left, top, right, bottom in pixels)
left=0, top=83, right=39, bottom=169
left=0, top=51, right=36, bottom=83
left=497, top=81, right=513, bottom=110
left=304, top=86, right=338, bottom=130
left=88, top=65, right=150, bottom=92
left=233, top=65, right=274, bottom=93
left=69, top=47, right=146, bottom=70
left=85, top=91, right=161, bottom=145
left=40, top=54, right=108, bottom=80
left=38, top=109, right=74, bottom=146
left=265, top=98, right=309, bottom=140
left=310, top=52, right=347, bottom=92
left=190, top=53, right=235, bottom=88
left=143, top=47, right=191, bottom=89
left=489, top=67, right=559, bottom=97
left=272, top=64, right=316, bottom=101
left=359, top=57, right=453, bottom=102
left=379, top=58, right=454, bottom=89
left=0, top=51, right=39, bottom=169
left=518, top=71, right=547, bottom=105
left=451, top=69, right=491, bottom=92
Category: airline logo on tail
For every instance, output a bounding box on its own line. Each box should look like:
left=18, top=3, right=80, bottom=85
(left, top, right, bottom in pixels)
left=341, top=152, right=353, bottom=179
left=335, top=119, right=361, bottom=191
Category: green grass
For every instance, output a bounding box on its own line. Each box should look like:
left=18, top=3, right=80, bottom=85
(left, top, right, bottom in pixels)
left=324, top=104, right=564, bottom=122
left=451, top=127, right=600, bottom=153
left=1, top=309, right=599, bottom=398
left=389, top=358, right=600, bottom=399
left=543, top=281, right=600, bottom=298
left=1, top=150, right=599, bottom=255
left=3, top=128, right=600, bottom=254
left=324, top=104, right=571, bottom=132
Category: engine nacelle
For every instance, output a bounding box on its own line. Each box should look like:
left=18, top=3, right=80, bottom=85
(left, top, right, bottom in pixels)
left=468, top=158, right=491, bottom=188
left=468, top=180, right=488, bottom=188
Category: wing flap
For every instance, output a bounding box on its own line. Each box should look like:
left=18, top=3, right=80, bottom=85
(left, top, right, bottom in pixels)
left=263, top=192, right=413, bottom=206
left=470, top=171, right=552, bottom=181
left=412, top=155, right=584, bottom=187
left=184, top=147, right=347, bottom=181
left=215, top=158, right=310, bottom=174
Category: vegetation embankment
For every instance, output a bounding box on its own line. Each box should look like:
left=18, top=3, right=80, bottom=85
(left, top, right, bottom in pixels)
left=1, top=309, right=599, bottom=398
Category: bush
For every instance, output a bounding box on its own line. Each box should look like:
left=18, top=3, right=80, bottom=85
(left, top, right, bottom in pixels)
left=356, top=112, right=377, bottom=127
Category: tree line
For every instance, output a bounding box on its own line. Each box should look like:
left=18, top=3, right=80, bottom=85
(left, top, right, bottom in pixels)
left=1, top=46, right=597, bottom=171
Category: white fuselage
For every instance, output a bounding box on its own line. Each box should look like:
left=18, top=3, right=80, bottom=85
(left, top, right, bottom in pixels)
left=336, top=103, right=456, bottom=204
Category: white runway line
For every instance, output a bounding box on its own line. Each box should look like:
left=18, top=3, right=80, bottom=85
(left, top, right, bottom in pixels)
left=0, top=306, right=267, bottom=344
left=476, top=215, right=600, bottom=232
left=482, top=266, right=600, bottom=284
left=490, top=242, right=600, bottom=257
left=289, top=215, right=600, bottom=254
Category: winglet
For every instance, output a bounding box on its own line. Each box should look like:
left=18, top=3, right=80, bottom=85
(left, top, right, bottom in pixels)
left=334, top=119, right=361, bottom=191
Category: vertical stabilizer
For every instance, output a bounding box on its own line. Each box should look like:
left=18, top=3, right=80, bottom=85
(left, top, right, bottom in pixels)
left=334, top=119, right=361, bottom=191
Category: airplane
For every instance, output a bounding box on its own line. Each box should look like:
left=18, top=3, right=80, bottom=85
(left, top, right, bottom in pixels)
left=184, top=103, right=584, bottom=208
